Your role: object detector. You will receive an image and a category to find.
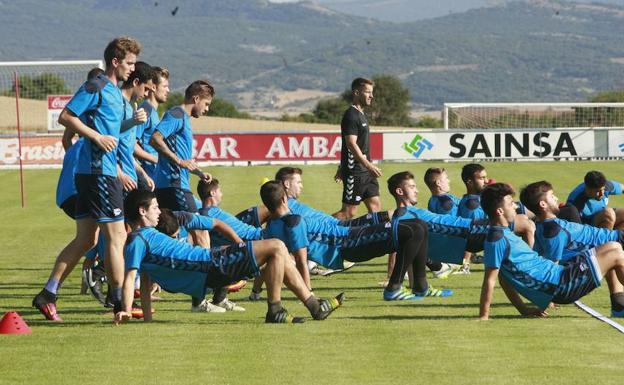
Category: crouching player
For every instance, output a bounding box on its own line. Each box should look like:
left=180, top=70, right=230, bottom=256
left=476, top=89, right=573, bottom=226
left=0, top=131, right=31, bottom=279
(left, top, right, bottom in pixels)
left=479, top=183, right=624, bottom=320
left=116, top=189, right=344, bottom=324
left=260, top=180, right=451, bottom=301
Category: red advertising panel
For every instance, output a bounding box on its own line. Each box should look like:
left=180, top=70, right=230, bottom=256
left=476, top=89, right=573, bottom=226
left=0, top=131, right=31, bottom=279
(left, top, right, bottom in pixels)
left=193, top=133, right=383, bottom=161
left=47, top=95, right=72, bottom=110
left=0, top=136, right=65, bottom=166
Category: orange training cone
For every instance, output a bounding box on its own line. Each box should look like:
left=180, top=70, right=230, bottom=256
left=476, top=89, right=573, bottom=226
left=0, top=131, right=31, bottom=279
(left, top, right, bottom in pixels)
left=0, top=312, right=32, bottom=335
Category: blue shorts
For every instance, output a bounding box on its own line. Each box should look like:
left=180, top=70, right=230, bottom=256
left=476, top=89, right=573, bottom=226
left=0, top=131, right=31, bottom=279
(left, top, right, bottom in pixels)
left=75, top=174, right=124, bottom=223
left=340, top=222, right=394, bottom=263
left=155, top=187, right=198, bottom=213
left=552, top=249, right=602, bottom=304
left=235, top=206, right=261, bottom=228
left=204, top=242, right=260, bottom=289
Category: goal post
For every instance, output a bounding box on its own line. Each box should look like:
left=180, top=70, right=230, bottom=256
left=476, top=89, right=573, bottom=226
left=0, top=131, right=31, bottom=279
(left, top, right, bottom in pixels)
left=443, top=103, right=624, bottom=130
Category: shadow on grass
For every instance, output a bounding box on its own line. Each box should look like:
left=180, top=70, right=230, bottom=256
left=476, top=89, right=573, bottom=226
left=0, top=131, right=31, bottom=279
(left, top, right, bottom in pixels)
left=342, top=314, right=582, bottom=321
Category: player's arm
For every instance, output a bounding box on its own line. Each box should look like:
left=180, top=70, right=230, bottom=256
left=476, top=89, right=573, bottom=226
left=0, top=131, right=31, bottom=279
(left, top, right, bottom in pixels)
left=479, top=267, right=499, bottom=320
left=58, top=108, right=116, bottom=152
left=117, top=163, right=137, bottom=191
left=133, top=141, right=158, bottom=164
left=292, top=247, right=311, bottom=291
left=139, top=272, right=153, bottom=322
left=344, top=135, right=381, bottom=177
left=498, top=275, right=548, bottom=318
left=120, top=103, right=147, bottom=133
left=211, top=219, right=243, bottom=245
left=115, top=268, right=137, bottom=325
left=134, top=160, right=154, bottom=191
left=149, top=131, right=209, bottom=181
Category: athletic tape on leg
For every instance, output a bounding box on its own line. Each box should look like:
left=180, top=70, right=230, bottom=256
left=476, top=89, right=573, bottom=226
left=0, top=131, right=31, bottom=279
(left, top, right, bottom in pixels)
left=574, top=301, right=624, bottom=334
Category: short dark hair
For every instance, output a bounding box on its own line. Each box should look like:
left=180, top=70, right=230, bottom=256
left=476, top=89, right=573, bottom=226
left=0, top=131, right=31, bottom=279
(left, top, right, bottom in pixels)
left=424, top=167, right=445, bottom=189
left=197, top=178, right=220, bottom=201
left=481, top=183, right=515, bottom=218
left=87, top=67, right=104, bottom=81
left=584, top=171, right=607, bottom=189
left=461, top=163, right=485, bottom=184
left=351, top=77, right=374, bottom=91
left=387, top=171, right=415, bottom=198
left=519, top=181, right=553, bottom=213
left=152, top=66, right=169, bottom=85
left=156, top=208, right=179, bottom=236
left=103, top=36, right=141, bottom=67
left=124, top=189, right=155, bottom=223
left=124, top=61, right=154, bottom=86
left=260, top=180, right=286, bottom=212
left=275, top=167, right=303, bottom=183
left=184, top=80, right=215, bottom=101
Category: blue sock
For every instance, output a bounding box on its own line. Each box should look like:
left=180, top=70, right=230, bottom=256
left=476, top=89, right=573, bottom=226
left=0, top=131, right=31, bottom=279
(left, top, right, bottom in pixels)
left=44, top=278, right=60, bottom=295
left=111, top=287, right=122, bottom=303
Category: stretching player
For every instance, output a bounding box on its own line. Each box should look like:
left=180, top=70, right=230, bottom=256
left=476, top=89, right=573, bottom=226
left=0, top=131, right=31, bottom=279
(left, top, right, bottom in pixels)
left=425, top=167, right=460, bottom=216
left=479, top=183, right=624, bottom=320
left=567, top=170, right=624, bottom=228
left=261, top=181, right=451, bottom=300
left=520, top=180, right=624, bottom=317
left=134, top=66, right=170, bottom=180
left=33, top=37, right=141, bottom=321
left=116, top=189, right=344, bottom=324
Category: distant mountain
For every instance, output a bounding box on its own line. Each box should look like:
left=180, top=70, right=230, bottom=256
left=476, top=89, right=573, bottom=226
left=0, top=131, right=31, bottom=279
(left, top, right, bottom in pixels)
left=1, top=0, right=623, bottom=111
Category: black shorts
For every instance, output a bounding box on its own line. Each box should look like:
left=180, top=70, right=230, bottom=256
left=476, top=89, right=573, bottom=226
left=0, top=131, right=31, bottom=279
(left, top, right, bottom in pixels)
left=204, top=242, right=260, bottom=289
left=342, top=172, right=379, bottom=205
left=340, top=222, right=394, bottom=263
left=75, top=174, right=124, bottom=223
left=339, top=211, right=390, bottom=227
left=60, top=195, right=77, bottom=219
left=155, top=187, right=198, bottom=213
left=552, top=251, right=601, bottom=304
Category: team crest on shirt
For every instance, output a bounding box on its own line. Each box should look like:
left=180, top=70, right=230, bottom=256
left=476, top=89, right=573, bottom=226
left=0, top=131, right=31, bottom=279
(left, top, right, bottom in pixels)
left=113, top=208, right=122, bottom=216
left=384, top=222, right=391, bottom=228
left=579, top=262, right=588, bottom=272
left=355, top=196, right=362, bottom=202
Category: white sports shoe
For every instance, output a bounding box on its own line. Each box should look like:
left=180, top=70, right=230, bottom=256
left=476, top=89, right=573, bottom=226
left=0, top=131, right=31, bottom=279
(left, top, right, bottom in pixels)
left=433, top=263, right=456, bottom=279
left=216, top=298, right=245, bottom=312
left=191, top=299, right=226, bottom=313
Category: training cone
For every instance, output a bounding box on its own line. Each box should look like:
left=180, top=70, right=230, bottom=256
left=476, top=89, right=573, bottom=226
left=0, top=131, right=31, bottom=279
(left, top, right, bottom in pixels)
left=0, top=312, right=32, bottom=335
left=487, top=178, right=497, bottom=185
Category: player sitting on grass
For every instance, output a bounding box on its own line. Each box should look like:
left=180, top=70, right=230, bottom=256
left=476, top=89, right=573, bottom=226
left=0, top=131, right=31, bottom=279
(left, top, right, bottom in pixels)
left=260, top=180, right=450, bottom=301
left=567, top=171, right=624, bottom=228
left=425, top=167, right=461, bottom=216
left=478, top=183, right=624, bottom=320
left=116, top=189, right=343, bottom=324
left=520, top=180, right=624, bottom=317
left=156, top=208, right=246, bottom=313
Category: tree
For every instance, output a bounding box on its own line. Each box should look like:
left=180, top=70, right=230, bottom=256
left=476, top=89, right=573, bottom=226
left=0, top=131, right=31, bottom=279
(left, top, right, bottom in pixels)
left=589, top=90, right=624, bottom=102
left=364, top=75, right=412, bottom=127
left=5, top=74, right=70, bottom=100
left=312, top=97, right=349, bottom=124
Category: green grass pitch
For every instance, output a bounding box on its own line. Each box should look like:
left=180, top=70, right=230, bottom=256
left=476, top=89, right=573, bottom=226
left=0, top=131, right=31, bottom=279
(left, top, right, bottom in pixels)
left=1, top=161, right=624, bottom=385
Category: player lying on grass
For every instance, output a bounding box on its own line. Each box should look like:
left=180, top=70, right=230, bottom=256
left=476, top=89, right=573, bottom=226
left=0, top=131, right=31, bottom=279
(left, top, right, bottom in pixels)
left=116, top=189, right=344, bottom=324
left=479, top=183, right=624, bottom=320
left=567, top=170, right=624, bottom=229
left=156, top=208, right=246, bottom=313
left=520, top=180, right=624, bottom=317
left=259, top=180, right=452, bottom=301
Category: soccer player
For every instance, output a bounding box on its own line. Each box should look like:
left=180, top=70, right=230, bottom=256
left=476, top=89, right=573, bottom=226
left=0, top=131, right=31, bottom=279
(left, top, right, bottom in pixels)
left=118, top=61, right=153, bottom=193
left=333, top=77, right=382, bottom=221
left=134, top=66, right=170, bottom=180
left=566, top=170, right=624, bottom=228
left=520, top=180, right=624, bottom=317
left=425, top=167, right=460, bottom=216
left=479, top=183, right=624, bottom=320
left=33, top=37, right=141, bottom=321
left=261, top=181, right=451, bottom=301
left=116, top=189, right=344, bottom=324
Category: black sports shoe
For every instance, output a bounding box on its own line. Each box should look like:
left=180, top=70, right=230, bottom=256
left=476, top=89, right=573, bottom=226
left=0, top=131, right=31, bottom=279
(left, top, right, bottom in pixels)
left=32, top=290, right=62, bottom=321
left=83, top=264, right=107, bottom=305
left=313, top=292, right=345, bottom=320
left=265, top=308, right=306, bottom=324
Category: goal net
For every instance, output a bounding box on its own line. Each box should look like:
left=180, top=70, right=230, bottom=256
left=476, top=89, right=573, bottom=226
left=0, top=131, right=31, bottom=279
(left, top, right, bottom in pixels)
left=0, top=60, right=102, bottom=134
left=444, top=103, right=624, bottom=130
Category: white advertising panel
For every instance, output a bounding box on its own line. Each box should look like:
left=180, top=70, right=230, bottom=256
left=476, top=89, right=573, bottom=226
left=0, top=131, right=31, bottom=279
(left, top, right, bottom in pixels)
left=608, top=129, right=624, bottom=157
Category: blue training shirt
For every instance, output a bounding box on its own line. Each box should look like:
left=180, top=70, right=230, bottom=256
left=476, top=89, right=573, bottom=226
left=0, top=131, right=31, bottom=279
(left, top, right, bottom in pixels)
left=66, top=73, right=124, bottom=177
left=288, top=197, right=340, bottom=225
left=154, top=106, right=193, bottom=190
left=567, top=181, right=622, bottom=221
left=199, top=206, right=262, bottom=247
left=55, top=138, right=84, bottom=207
left=117, top=97, right=138, bottom=182
left=125, top=226, right=213, bottom=298
left=263, top=214, right=349, bottom=270
left=458, top=194, right=487, bottom=221
left=135, top=101, right=160, bottom=178
left=534, top=217, right=621, bottom=263
left=484, top=226, right=564, bottom=310
left=172, top=210, right=215, bottom=243
left=393, top=205, right=481, bottom=238
left=428, top=193, right=460, bottom=216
